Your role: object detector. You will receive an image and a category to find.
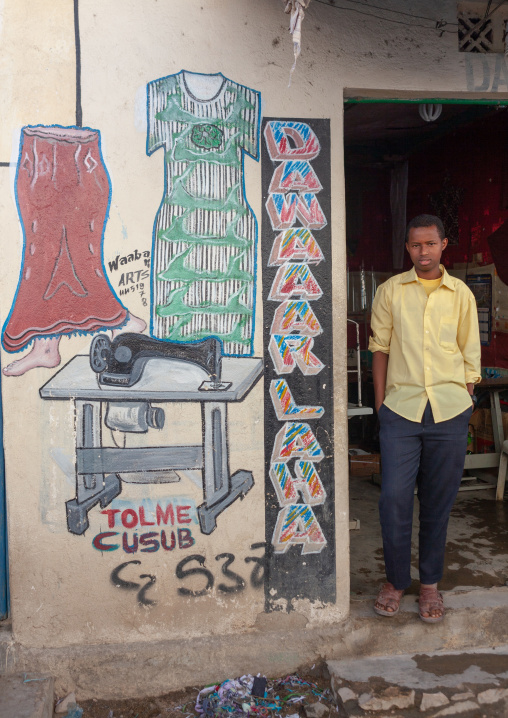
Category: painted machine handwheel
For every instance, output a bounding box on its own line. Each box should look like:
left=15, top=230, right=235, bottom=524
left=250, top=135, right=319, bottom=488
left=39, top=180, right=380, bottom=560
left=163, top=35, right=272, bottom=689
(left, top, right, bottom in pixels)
left=90, top=333, right=112, bottom=373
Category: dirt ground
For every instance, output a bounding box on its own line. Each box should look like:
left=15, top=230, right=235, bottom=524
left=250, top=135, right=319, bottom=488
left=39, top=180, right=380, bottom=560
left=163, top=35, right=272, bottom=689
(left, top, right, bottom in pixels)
left=76, top=667, right=335, bottom=718
left=73, top=663, right=508, bottom=718
left=80, top=686, right=214, bottom=718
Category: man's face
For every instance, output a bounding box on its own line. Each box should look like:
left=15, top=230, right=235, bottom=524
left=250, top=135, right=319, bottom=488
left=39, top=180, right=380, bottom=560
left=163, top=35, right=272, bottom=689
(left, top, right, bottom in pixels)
left=405, top=225, right=448, bottom=279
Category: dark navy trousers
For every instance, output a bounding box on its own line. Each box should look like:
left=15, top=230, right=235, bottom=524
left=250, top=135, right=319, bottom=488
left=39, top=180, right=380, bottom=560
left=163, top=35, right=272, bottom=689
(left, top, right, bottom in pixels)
left=378, top=401, right=472, bottom=590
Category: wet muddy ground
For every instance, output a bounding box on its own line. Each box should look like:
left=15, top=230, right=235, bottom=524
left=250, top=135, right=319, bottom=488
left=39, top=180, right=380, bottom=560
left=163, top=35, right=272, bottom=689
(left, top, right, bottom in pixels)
left=349, top=473, right=508, bottom=597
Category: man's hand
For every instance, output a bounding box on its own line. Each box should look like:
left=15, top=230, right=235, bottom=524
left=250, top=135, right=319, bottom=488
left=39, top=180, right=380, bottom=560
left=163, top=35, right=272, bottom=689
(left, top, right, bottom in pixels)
left=467, top=382, right=476, bottom=410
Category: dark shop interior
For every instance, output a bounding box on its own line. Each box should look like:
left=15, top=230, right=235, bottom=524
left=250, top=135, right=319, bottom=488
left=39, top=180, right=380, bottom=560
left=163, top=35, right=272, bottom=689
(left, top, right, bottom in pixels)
left=345, top=100, right=508, bottom=598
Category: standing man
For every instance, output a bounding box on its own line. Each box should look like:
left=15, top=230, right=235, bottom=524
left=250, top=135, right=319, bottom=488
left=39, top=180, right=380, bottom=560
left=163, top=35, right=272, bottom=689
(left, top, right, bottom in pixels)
left=369, top=214, right=481, bottom=622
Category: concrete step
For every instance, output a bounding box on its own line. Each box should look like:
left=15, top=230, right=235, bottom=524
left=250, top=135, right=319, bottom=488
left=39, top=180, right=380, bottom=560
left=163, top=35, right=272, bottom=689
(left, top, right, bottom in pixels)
left=344, top=586, right=508, bottom=659
left=0, top=673, right=54, bottom=718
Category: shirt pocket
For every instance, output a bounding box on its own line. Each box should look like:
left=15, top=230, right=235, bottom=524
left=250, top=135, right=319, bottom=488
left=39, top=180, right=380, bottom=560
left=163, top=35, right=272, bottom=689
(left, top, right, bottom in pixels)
left=438, top=315, right=457, bottom=352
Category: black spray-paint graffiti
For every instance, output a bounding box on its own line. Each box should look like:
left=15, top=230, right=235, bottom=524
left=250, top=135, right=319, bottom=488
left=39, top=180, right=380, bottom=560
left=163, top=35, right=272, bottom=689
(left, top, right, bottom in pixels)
left=176, top=542, right=270, bottom=597
left=111, top=560, right=157, bottom=607
left=110, top=542, right=270, bottom=606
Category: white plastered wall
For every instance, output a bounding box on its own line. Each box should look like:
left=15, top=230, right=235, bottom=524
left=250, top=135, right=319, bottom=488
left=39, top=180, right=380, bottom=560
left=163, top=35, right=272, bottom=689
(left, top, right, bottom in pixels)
left=1, top=0, right=507, bottom=652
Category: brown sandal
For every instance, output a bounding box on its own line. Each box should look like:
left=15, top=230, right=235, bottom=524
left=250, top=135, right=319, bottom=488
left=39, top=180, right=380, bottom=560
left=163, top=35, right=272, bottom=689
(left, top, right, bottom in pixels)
left=419, top=586, right=444, bottom=623
left=374, top=582, right=404, bottom=617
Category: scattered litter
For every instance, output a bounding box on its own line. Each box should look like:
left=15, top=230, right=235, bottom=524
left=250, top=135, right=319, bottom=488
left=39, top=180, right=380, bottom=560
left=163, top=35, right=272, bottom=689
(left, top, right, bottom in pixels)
left=252, top=677, right=268, bottom=698
left=62, top=704, right=84, bottom=718
left=22, top=673, right=50, bottom=683
left=194, top=673, right=335, bottom=718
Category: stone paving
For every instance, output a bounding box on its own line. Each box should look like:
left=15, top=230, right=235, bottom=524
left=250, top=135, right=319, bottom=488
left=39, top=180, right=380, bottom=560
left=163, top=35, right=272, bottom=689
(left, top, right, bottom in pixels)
left=327, top=646, right=508, bottom=717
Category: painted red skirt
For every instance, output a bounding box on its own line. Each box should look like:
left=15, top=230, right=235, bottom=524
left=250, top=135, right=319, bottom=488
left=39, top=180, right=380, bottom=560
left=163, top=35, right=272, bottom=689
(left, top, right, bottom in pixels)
left=2, top=125, right=127, bottom=353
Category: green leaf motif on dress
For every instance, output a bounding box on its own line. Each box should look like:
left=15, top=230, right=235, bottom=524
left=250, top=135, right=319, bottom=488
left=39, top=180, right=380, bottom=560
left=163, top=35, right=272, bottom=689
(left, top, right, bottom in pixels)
left=165, top=315, right=251, bottom=346
left=157, top=286, right=252, bottom=318
left=165, top=178, right=247, bottom=217
left=157, top=246, right=253, bottom=284
left=158, top=214, right=252, bottom=250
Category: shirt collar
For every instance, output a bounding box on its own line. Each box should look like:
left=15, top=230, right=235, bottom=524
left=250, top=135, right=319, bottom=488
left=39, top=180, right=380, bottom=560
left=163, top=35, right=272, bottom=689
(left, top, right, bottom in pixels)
left=401, top=265, right=455, bottom=291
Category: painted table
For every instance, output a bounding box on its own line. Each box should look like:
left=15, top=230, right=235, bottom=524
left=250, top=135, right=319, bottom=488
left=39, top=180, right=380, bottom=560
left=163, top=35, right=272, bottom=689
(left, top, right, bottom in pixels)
left=40, top=355, right=263, bottom=535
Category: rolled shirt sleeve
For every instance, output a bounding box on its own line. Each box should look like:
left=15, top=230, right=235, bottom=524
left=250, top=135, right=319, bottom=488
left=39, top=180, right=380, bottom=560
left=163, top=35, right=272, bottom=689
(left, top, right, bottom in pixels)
left=368, top=283, right=392, bottom=355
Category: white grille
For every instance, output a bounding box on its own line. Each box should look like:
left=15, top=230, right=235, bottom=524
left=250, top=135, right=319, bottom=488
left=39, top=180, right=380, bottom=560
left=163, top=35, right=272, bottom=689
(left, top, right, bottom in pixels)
left=458, top=14, right=494, bottom=52
left=457, top=2, right=508, bottom=53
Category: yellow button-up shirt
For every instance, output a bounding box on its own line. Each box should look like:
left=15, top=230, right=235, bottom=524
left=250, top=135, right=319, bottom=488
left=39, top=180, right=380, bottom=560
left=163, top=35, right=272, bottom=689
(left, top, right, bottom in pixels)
left=368, top=265, right=481, bottom=423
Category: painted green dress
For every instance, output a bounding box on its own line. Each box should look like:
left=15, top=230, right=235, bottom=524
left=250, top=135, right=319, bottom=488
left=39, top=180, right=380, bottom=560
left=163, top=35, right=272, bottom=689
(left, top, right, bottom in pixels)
left=147, top=71, right=260, bottom=355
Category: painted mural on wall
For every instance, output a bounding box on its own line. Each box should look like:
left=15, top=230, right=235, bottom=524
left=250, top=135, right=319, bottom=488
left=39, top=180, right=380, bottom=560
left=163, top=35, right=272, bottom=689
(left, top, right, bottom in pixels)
left=1, top=125, right=145, bottom=377
left=20, top=73, right=263, bottom=554
left=39, top=338, right=263, bottom=538
left=262, top=119, right=335, bottom=609
left=146, top=70, right=260, bottom=355
left=92, top=496, right=200, bottom=555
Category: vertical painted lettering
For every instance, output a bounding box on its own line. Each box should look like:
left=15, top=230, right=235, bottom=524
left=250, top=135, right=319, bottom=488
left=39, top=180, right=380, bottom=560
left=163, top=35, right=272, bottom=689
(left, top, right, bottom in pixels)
left=262, top=119, right=335, bottom=610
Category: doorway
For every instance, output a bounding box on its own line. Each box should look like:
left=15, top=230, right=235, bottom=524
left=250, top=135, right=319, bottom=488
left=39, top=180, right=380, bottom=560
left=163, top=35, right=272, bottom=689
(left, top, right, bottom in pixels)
left=344, top=98, right=508, bottom=600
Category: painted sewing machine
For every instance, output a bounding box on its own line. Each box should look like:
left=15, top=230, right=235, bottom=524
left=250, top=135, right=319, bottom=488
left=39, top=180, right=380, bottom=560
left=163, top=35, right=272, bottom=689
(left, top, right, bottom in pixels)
left=40, top=334, right=263, bottom=536
left=89, top=333, right=231, bottom=391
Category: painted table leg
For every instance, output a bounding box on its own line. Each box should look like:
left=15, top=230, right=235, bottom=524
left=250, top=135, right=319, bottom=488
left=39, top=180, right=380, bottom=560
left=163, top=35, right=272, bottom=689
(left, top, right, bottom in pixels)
left=198, top=402, right=254, bottom=534
left=66, top=400, right=121, bottom=535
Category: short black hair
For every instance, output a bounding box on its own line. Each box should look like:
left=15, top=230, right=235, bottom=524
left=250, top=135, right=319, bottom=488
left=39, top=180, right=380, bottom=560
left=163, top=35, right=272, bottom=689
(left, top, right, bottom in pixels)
left=405, top=214, right=446, bottom=242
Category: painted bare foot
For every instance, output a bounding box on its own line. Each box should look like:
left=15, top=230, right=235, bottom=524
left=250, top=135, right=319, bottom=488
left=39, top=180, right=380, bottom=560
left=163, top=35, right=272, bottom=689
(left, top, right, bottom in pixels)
left=111, top=313, right=147, bottom=339
left=3, top=337, right=61, bottom=376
